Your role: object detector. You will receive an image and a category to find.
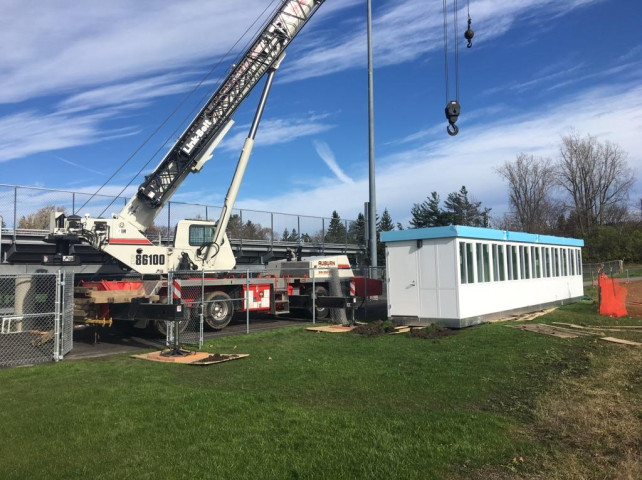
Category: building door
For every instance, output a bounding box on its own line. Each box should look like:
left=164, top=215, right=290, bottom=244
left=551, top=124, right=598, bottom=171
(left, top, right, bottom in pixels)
left=386, top=242, right=420, bottom=317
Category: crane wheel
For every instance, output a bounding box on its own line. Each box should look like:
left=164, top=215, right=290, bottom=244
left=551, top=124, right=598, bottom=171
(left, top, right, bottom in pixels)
left=152, top=317, right=190, bottom=337
left=309, top=285, right=329, bottom=320
left=202, top=290, right=234, bottom=330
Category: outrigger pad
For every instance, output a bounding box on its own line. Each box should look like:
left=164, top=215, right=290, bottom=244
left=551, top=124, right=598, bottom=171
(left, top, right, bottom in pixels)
left=131, top=351, right=249, bottom=365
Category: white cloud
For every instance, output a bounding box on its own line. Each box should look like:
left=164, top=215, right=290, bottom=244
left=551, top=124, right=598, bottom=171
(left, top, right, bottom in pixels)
left=57, top=72, right=206, bottom=114
left=313, top=140, right=354, bottom=184
left=0, top=0, right=357, bottom=105
left=0, top=110, right=137, bottom=163
left=221, top=116, right=335, bottom=152
left=281, top=0, right=606, bottom=83
left=236, top=80, right=642, bottom=225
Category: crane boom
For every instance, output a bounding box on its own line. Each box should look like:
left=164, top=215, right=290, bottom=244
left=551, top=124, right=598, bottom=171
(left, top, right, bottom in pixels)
left=47, top=0, right=326, bottom=274
left=124, top=0, right=325, bottom=231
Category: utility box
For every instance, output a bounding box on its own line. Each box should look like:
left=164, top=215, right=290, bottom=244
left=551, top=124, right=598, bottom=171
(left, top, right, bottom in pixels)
left=381, top=226, right=584, bottom=328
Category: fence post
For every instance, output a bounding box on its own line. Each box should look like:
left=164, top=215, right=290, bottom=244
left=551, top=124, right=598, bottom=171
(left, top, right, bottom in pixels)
left=53, top=271, right=62, bottom=362
left=270, top=213, right=274, bottom=250
left=246, top=269, right=250, bottom=334
left=13, top=186, right=18, bottom=241
left=167, top=269, right=173, bottom=346
left=200, top=269, right=205, bottom=348
left=312, top=267, right=316, bottom=324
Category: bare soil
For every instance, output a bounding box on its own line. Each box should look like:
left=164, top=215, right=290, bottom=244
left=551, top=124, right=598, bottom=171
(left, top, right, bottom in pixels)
left=409, top=323, right=456, bottom=339
left=624, top=279, right=642, bottom=318
left=351, top=320, right=396, bottom=337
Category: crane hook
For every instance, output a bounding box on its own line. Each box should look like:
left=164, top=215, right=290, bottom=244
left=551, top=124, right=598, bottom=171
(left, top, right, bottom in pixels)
left=445, top=100, right=461, bottom=137
left=464, top=17, right=474, bottom=48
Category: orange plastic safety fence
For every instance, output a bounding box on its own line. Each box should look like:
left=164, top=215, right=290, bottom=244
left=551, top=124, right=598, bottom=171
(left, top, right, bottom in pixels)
left=598, top=273, right=628, bottom=318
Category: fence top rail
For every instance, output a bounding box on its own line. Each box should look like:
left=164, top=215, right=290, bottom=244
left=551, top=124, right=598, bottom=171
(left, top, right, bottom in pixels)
left=1, top=183, right=356, bottom=223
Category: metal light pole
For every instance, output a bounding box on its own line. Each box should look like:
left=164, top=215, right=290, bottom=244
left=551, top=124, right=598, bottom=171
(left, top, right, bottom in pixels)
left=367, top=0, right=377, bottom=271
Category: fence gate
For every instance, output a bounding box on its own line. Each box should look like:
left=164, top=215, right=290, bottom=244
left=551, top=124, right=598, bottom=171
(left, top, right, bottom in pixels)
left=0, top=271, right=74, bottom=368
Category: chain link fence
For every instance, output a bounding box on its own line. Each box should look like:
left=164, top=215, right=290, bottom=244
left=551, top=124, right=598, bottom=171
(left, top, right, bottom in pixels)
left=0, top=184, right=362, bottom=253
left=151, top=264, right=387, bottom=349
left=0, top=271, right=74, bottom=368
left=582, top=259, right=623, bottom=283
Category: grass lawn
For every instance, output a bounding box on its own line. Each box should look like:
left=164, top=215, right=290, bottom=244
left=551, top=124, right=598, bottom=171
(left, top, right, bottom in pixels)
left=0, top=304, right=640, bottom=479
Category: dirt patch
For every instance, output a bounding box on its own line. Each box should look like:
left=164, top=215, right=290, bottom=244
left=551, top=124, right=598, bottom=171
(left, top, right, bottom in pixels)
left=624, top=279, right=642, bottom=318
left=351, top=320, right=396, bottom=337
left=409, top=323, right=456, bottom=340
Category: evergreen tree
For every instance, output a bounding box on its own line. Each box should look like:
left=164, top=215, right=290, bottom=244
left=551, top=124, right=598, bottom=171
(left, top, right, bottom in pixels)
left=325, top=210, right=347, bottom=243
left=226, top=214, right=243, bottom=238
left=377, top=208, right=395, bottom=232
left=281, top=228, right=291, bottom=242
left=443, top=186, right=491, bottom=226
left=410, top=192, right=446, bottom=228
left=376, top=208, right=395, bottom=266
left=347, top=213, right=366, bottom=245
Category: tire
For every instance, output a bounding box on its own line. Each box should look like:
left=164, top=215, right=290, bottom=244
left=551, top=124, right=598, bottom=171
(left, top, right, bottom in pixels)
left=309, top=285, right=329, bottom=320
left=152, top=316, right=190, bottom=337
left=203, top=290, right=234, bottom=330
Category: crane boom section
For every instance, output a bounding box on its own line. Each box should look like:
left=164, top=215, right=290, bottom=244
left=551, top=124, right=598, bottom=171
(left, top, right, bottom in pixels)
left=134, top=0, right=324, bottom=215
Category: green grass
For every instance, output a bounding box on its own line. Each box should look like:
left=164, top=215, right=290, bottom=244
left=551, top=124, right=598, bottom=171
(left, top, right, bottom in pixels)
left=0, top=305, right=639, bottom=479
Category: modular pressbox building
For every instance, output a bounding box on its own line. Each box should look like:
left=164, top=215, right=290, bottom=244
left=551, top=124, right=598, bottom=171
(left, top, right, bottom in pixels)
left=380, top=226, right=584, bottom=328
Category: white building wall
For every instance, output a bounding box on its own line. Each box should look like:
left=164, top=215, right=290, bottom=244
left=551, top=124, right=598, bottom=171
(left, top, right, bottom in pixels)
left=385, top=232, right=584, bottom=326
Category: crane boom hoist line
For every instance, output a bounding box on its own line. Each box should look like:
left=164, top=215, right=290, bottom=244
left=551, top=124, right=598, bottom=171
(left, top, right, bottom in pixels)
left=442, top=0, right=473, bottom=136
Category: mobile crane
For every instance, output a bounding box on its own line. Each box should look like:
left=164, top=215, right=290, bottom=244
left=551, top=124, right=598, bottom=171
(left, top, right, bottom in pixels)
left=44, top=0, right=381, bottom=332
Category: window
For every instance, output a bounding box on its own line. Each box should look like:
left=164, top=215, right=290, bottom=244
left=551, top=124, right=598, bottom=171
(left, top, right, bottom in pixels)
left=552, top=248, right=560, bottom=277
left=483, top=244, right=491, bottom=282
left=459, top=243, right=466, bottom=284
left=475, top=243, right=491, bottom=283
left=460, top=242, right=475, bottom=284
left=533, top=247, right=541, bottom=278
left=562, top=249, right=568, bottom=276
left=466, top=243, right=474, bottom=283
left=524, top=247, right=533, bottom=278
left=508, top=245, right=519, bottom=280
left=543, top=248, right=551, bottom=277
left=189, top=224, right=215, bottom=246
left=493, top=244, right=506, bottom=281
left=570, top=250, right=575, bottom=275
left=519, top=246, right=525, bottom=279
left=577, top=249, right=582, bottom=275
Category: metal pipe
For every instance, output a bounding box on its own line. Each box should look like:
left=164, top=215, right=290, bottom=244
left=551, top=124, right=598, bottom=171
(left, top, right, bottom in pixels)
left=367, top=0, right=377, bottom=269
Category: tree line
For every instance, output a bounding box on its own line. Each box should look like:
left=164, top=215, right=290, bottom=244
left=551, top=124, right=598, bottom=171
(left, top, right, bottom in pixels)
left=324, top=131, right=640, bottom=264
left=12, top=131, right=640, bottom=263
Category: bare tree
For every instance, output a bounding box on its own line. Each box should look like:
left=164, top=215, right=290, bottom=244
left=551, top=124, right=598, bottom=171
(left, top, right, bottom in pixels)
left=18, top=205, right=67, bottom=229
left=557, top=132, right=635, bottom=236
left=496, top=154, right=558, bottom=233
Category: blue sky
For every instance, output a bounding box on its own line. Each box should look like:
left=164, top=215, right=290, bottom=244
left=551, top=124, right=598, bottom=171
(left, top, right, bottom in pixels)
left=0, top=0, right=640, bottom=228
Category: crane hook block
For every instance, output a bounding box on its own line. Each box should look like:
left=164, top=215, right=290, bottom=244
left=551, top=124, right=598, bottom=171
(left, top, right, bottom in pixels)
left=445, top=100, right=461, bottom=136
left=465, top=18, right=474, bottom=48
